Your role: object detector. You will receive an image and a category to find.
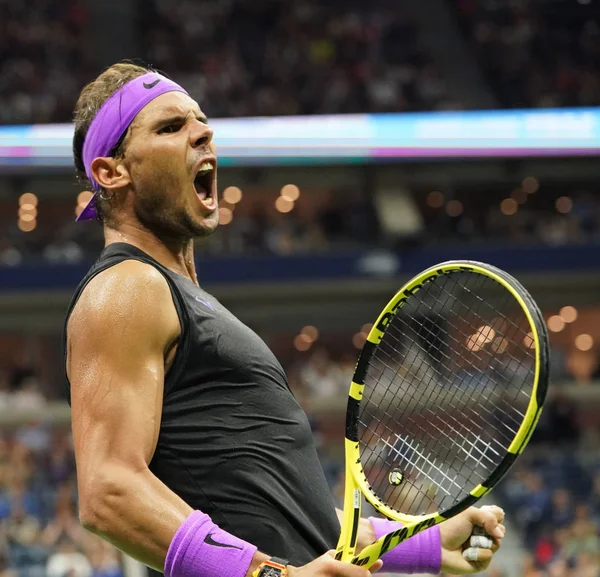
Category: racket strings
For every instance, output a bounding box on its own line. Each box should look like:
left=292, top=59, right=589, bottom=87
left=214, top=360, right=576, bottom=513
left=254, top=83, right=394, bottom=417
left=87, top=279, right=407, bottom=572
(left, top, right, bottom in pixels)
left=366, top=316, right=518, bottom=459
left=364, top=276, right=532, bottom=510
left=385, top=296, right=529, bottom=434
left=357, top=271, right=536, bottom=516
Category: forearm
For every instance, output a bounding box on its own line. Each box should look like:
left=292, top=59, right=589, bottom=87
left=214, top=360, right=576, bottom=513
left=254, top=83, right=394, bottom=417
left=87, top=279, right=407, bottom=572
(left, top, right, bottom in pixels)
left=79, top=461, right=192, bottom=569
left=80, top=462, right=269, bottom=574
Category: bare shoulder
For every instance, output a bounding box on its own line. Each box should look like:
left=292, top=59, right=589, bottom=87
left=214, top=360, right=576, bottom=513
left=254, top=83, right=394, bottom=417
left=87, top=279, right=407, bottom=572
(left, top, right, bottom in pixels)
left=67, top=259, right=180, bottom=359
left=67, top=260, right=180, bottom=470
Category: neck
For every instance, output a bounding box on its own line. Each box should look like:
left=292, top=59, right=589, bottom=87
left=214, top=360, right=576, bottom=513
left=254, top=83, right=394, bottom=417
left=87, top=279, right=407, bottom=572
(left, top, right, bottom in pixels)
left=104, top=223, right=198, bottom=284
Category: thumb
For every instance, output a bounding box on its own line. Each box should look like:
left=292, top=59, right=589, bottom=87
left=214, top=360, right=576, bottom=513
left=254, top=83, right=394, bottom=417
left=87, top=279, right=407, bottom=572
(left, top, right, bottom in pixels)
left=465, top=507, right=504, bottom=539
left=325, top=550, right=384, bottom=573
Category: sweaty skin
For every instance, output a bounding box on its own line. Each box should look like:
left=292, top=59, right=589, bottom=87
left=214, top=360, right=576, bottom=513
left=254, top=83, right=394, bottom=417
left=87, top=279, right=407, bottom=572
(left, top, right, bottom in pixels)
left=69, top=87, right=504, bottom=577
left=68, top=89, right=382, bottom=577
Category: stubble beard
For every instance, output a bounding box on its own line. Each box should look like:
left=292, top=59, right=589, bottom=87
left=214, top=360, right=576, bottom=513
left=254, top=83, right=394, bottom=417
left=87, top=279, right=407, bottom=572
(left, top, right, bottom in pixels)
left=133, top=186, right=218, bottom=243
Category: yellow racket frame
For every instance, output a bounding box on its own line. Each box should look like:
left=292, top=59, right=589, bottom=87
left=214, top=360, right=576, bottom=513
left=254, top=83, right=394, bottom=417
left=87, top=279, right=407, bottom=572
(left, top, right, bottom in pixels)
left=336, top=260, right=549, bottom=567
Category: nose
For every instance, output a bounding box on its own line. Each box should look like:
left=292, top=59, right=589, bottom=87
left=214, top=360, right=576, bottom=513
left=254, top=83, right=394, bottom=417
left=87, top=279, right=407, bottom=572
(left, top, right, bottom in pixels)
left=190, top=120, right=214, bottom=149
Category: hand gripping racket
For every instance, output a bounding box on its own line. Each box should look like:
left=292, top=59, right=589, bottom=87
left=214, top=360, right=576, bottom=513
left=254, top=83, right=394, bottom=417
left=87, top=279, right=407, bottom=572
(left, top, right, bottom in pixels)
left=336, top=261, right=549, bottom=567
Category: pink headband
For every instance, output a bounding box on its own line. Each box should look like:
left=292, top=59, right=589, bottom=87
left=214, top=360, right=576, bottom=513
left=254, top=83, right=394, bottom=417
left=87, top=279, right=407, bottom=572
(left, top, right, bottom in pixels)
left=78, top=72, right=188, bottom=221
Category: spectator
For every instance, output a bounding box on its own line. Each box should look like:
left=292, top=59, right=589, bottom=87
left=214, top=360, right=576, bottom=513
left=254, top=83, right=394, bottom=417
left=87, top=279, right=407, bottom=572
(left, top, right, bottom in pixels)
left=454, top=0, right=600, bottom=109
left=4, top=502, right=46, bottom=577
left=548, top=488, right=575, bottom=529
left=299, top=348, right=345, bottom=398
left=46, top=539, right=91, bottom=577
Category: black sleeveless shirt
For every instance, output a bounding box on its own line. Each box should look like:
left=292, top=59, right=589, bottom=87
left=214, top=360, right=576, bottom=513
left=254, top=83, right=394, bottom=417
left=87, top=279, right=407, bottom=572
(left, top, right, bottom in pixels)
left=63, top=243, right=340, bottom=565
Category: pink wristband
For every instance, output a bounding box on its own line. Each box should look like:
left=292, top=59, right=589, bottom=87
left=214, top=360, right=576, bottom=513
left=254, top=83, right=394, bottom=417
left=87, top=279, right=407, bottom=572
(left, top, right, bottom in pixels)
left=165, top=511, right=257, bottom=577
left=368, top=517, right=441, bottom=574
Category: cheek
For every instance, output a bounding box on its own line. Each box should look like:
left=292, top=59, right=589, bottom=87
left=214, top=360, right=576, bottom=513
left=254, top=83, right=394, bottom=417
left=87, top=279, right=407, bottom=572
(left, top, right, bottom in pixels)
left=132, top=146, right=183, bottom=186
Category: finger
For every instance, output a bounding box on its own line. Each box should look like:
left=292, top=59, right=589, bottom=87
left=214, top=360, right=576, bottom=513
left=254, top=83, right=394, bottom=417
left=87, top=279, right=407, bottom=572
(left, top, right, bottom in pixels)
left=462, top=547, right=494, bottom=563
left=470, top=534, right=493, bottom=549
left=324, top=550, right=383, bottom=575
left=480, top=505, right=505, bottom=524
left=466, top=507, right=503, bottom=539
left=472, top=523, right=505, bottom=546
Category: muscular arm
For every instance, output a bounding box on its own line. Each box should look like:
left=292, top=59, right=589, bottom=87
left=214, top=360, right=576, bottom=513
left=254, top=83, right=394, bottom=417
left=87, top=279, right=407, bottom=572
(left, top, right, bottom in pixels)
left=67, top=260, right=269, bottom=572
left=68, top=260, right=379, bottom=577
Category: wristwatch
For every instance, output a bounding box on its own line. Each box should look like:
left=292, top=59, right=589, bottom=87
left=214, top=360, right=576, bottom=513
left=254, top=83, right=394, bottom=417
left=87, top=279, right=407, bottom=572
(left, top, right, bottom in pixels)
left=252, top=557, right=289, bottom=577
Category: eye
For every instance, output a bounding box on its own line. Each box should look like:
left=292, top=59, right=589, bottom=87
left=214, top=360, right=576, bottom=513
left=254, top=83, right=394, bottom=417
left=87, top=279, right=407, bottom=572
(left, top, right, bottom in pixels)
left=158, top=124, right=182, bottom=134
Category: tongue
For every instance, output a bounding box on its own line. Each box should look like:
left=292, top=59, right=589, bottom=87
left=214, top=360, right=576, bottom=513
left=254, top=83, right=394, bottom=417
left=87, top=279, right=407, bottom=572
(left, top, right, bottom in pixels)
left=195, top=183, right=208, bottom=200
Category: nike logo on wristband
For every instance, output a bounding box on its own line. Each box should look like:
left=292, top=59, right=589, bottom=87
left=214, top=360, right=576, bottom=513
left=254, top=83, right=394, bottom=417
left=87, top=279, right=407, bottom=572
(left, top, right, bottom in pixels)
left=204, top=533, right=243, bottom=550
left=143, top=78, right=161, bottom=89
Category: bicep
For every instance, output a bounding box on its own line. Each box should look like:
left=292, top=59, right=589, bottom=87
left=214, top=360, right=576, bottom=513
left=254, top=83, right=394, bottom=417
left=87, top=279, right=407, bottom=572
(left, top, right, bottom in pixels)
left=67, top=262, right=179, bottom=481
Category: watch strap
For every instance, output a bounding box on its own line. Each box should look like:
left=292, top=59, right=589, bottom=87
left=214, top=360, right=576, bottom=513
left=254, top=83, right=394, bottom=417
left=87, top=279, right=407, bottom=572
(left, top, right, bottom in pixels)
left=252, top=557, right=289, bottom=577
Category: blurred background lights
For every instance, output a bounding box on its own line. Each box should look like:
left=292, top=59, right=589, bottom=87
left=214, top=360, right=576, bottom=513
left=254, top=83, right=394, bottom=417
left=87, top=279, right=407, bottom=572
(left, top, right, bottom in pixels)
left=523, top=333, right=535, bottom=349
left=555, top=196, right=573, bottom=214
left=17, top=219, right=37, bottom=232
left=500, top=198, right=518, bottom=216
left=491, top=336, right=509, bottom=354
left=466, top=325, right=496, bottom=351
left=300, top=326, right=319, bottom=342
left=19, top=192, right=38, bottom=208
left=547, top=315, right=566, bottom=332
left=280, top=184, right=300, bottom=202
left=352, top=332, right=366, bottom=349
left=426, top=191, right=444, bottom=208
left=560, top=306, right=578, bottom=323
left=17, top=192, right=38, bottom=232
left=293, top=333, right=312, bottom=351
left=360, top=323, right=373, bottom=336
left=218, top=207, right=233, bottom=225
left=445, top=200, right=463, bottom=217
left=575, top=334, right=594, bottom=352
left=275, top=196, right=294, bottom=213
left=521, top=177, right=539, bottom=194
left=223, top=186, right=243, bottom=204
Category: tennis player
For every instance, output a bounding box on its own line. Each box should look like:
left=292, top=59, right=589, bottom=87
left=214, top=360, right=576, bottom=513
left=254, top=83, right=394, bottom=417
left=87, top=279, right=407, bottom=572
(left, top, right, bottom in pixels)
left=65, top=62, right=506, bottom=577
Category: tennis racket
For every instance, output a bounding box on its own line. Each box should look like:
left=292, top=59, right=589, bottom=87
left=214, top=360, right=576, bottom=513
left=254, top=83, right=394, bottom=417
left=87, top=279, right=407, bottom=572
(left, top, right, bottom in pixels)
left=336, top=260, right=549, bottom=567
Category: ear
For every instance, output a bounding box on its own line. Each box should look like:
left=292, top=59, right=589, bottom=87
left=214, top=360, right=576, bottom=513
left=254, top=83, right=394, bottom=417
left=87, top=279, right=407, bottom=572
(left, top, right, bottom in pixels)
left=90, top=157, right=131, bottom=190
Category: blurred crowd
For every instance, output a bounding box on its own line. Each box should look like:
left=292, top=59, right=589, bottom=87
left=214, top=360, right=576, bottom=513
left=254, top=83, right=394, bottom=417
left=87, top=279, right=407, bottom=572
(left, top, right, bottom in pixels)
left=494, top=393, right=600, bottom=577
left=1, top=0, right=457, bottom=127
left=454, top=0, right=600, bottom=109
left=140, top=0, right=457, bottom=118
left=0, top=426, right=123, bottom=577
left=3, top=0, right=600, bottom=129
left=0, top=0, right=94, bottom=125
left=1, top=351, right=599, bottom=577
left=422, top=189, right=600, bottom=248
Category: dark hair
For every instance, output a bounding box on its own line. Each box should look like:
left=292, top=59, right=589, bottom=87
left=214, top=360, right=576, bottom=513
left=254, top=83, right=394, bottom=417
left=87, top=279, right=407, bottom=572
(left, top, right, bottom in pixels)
left=72, top=62, right=150, bottom=224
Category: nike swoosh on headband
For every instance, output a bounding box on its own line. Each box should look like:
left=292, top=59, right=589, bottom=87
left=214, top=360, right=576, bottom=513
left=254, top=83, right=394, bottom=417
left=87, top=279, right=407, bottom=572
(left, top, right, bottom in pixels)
left=143, top=78, right=161, bottom=89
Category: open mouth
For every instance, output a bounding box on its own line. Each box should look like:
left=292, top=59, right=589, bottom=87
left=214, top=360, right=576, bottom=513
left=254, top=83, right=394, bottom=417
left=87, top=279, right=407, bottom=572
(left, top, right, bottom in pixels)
left=193, top=161, right=216, bottom=209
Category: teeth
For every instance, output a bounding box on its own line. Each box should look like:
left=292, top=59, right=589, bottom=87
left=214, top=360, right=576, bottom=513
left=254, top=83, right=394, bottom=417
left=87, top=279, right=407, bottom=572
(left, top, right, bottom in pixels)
left=197, top=162, right=213, bottom=176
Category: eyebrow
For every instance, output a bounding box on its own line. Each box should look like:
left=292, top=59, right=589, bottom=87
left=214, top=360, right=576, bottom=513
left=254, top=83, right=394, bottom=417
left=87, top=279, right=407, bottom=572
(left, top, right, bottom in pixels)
left=153, top=111, right=209, bottom=128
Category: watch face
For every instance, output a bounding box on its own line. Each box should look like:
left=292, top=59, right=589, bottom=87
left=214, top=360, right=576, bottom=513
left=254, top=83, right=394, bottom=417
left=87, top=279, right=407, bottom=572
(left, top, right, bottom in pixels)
left=263, top=568, right=282, bottom=577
